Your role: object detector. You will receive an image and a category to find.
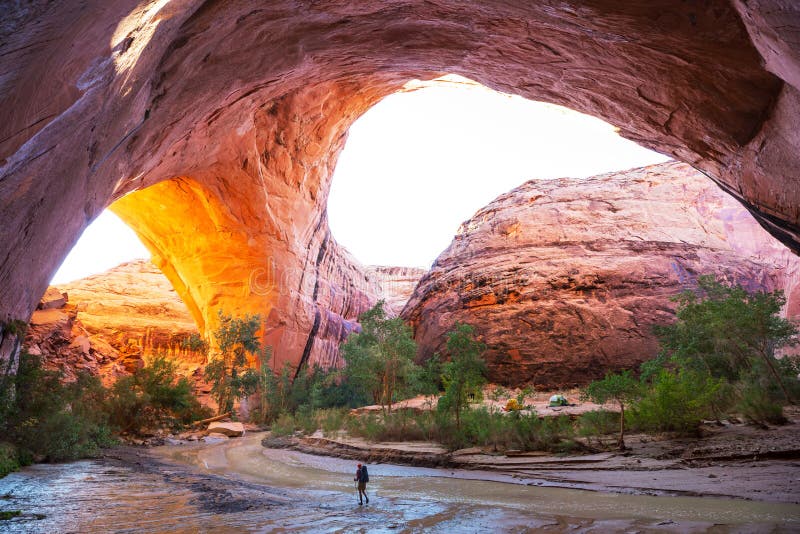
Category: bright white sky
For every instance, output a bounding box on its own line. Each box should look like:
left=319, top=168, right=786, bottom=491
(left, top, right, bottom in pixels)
left=52, top=78, right=669, bottom=285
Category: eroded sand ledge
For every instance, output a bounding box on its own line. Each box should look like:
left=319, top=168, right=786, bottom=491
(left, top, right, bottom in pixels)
left=261, top=407, right=800, bottom=504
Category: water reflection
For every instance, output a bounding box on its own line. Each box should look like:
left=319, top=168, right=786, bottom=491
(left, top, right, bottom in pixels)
left=0, top=433, right=798, bottom=533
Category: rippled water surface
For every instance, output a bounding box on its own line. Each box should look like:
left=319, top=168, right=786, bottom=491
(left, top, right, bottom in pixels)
left=1, top=433, right=799, bottom=533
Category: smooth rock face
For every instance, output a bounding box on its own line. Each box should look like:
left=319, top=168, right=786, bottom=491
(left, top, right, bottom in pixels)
left=1, top=1, right=799, bottom=363
left=402, top=162, right=800, bottom=388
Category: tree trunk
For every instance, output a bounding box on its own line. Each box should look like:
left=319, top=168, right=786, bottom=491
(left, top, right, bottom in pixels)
left=761, top=351, right=793, bottom=404
left=618, top=403, right=626, bottom=451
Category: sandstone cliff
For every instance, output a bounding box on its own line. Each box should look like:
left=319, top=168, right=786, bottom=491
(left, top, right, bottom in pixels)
left=367, top=266, right=429, bottom=316
left=2, top=1, right=800, bottom=378
left=402, top=162, right=800, bottom=388
left=25, top=260, right=200, bottom=384
left=23, top=257, right=423, bottom=383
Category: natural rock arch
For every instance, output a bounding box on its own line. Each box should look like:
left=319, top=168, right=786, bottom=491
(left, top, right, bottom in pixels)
left=2, top=1, right=799, bottom=360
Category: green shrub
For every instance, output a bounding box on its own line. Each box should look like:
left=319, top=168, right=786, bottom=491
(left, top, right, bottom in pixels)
left=629, top=368, right=726, bottom=435
left=270, top=413, right=297, bottom=437
left=106, top=355, right=210, bottom=434
left=577, top=410, right=619, bottom=437
left=734, top=369, right=787, bottom=425
left=736, top=383, right=785, bottom=425
left=345, top=413, right=386, bottom=442
left=0, top=442, right=19, bottom=479
left=320, top=408, right=348, bottom=438
left=1, top=353, right=117, bottom=462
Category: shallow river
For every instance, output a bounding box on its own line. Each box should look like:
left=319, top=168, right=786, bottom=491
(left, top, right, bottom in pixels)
left=1, top=433, right=799, bottom=533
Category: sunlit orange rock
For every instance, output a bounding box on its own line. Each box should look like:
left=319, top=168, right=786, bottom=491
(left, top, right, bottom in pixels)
left=402, top=162, right=800, bottom=388
left=24, top=260, right=201, bottom=384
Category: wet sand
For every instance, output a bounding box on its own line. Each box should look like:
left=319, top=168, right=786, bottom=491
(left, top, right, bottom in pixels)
left=158, top=432, right=800, bottom=531
left=1, top=432, right=799, bottom=532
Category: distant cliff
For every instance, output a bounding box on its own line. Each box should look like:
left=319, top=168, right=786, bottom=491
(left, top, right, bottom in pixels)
left=403, top=162, right=800, bottom=388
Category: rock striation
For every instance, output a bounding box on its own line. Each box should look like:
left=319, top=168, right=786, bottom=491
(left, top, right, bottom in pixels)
left=402, top=162, right=800, bottom=388
left=24, top=260, right=201, bottom=384
left=23, top=257, right=423, bottom=382
left=1, top=1, right=800, bottom=375
left=367, top=266, right=429, bottom=316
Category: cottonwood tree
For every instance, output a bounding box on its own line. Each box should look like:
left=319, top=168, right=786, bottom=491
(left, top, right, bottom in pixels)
left=656, top=276, right=798, bottom=404
left=438, top=323, right=487, bottom=429
left=582, top=370, right=640, bottom=450
left=204, top=312, right=262, bottom=415
left=341, top=301, right=417, bottom=413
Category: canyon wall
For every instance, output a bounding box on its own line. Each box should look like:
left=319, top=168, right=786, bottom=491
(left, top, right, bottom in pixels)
left=24, top=260, right=201, bottom=384
left=2, top=1, right=800, bottom=371
left=368, top=266, right=429, bottom=316
left=402, top=162, right=800, bottom=388
left=24, top=257, right=423, bottom=382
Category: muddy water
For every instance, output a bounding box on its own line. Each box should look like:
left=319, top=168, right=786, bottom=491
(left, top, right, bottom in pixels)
left=1, top=433, right=799, bottom=533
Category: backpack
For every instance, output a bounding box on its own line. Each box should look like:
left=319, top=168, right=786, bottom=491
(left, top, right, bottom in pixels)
left=361, top=465, right=369, bottom=483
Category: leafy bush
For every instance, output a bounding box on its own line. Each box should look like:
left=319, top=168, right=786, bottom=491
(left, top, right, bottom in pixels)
left=577, top=410, right=619, bottom=437
left=735, top=380, right=786, bottom=425
left=629, top=368, right=727, bottom=435
left=0, top=353, right=117, bottom=463
left=0, top=442, right=19, bottom=479
left=106, top=355, right=210, bottom=434
left=270, top=413, right=297, bottom=437
left=733, top=366, right=788, bottom=425
left=320, top=408, right=348, bottom=438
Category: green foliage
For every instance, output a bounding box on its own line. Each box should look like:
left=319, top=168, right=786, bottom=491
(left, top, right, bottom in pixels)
left=655, top=275, right=797, bottom=402
left=577, top=410, right=619, bottom=438
left=733, top=364, right=789, bottom=424
left=180, top=333, right=209, bottom=353
left=0, top=442, right=19, bottom=479
left=434, top=407, right=574, bottom=452
left=270, top=412, right=297, bottom=437
left=637, top=276, right=800, bottom=427
left=0, top=353, right=116, bottom=463
left=0, top=510, right=22, bottom=520
left=575, top=277, right=800, bottom=446
left=106, top=355, right=210, bottom=433
left=582, top=370, right=640, bottom=449
left=341, top=301, right=418, bottom=413
left=438, top=323, right=487, bottom=428
left=629, top=368, right=727, bottom=435
left=205, top=312, right=262, bottom=414
left=410, top=354, right=443, bottom=401
left=0, top=350, right=209, bottom=470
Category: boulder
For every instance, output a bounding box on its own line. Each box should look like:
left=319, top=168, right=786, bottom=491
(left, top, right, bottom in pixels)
left=207, top=422, right=245, bottom=438
left=37, top=288, right=67, bottom=310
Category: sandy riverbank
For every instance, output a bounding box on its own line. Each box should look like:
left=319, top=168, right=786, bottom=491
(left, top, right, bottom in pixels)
left=262, top=406, right=800, bottom=504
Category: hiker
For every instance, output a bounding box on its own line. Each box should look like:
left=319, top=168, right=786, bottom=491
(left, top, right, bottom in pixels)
left=354, top=463, right=369, bottom=505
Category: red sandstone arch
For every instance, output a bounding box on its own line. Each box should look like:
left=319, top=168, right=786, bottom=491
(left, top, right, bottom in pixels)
left=1, top=1, right=799, bottom=350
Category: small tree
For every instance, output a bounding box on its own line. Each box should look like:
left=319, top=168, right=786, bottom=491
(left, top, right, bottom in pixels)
left=656, top=276, right=797, bottom=403
left=341, top=302, right=417, bottom=413
left=439, top=323, right=487, bottom=428
left=582, top=370, right=640, bottom=450
left=411, top=354, right=442, bottom=409
left=205, top=312, right=262, bottom=415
